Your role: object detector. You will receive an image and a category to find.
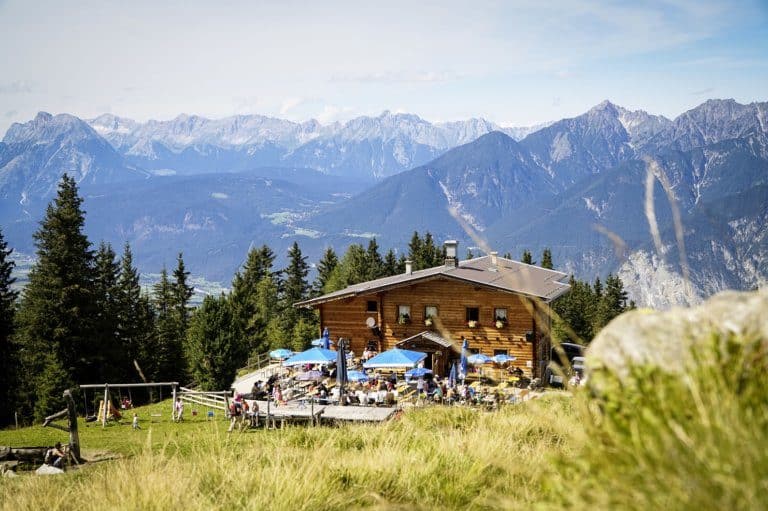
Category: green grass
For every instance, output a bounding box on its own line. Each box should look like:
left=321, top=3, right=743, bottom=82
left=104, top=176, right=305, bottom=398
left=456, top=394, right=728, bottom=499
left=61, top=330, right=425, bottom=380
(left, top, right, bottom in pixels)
left=1, top=396, right=578, bottom=510
left=2, top=334, right=767, bottom=510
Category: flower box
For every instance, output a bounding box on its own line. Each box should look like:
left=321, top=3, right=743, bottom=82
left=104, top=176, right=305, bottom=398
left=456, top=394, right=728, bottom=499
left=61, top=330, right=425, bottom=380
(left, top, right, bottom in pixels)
left=495, top=319, right=507, bottom=329
left=424, top=318, right=433, bottom=327
left=467, top=320, right=478, bottom=328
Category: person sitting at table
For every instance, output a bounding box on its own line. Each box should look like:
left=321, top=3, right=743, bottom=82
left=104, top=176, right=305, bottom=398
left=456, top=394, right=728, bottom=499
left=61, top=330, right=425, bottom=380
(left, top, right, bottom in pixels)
left=433, top=385, right=444, bottom=403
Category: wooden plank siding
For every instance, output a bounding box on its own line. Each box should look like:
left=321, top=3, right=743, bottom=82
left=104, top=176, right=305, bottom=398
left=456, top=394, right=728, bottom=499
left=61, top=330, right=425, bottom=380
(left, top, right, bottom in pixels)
left=315, top=277, right=538, bottom=376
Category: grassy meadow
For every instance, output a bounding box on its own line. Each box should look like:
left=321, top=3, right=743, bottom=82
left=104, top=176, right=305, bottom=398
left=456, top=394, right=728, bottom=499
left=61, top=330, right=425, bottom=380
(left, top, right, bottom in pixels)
left=2, top=335, right=767, bottom=511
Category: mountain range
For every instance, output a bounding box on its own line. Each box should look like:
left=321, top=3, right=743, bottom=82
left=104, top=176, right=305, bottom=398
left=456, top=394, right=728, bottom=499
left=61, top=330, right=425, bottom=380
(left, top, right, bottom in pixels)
left=1, top=99, right=765, bottom=307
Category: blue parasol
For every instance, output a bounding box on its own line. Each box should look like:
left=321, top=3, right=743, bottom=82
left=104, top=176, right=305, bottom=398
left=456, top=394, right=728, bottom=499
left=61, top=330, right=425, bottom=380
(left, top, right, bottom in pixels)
left=270, top=348, right=293, bottom=360
left=468, top=353, right=493, bottom=365
left=405, top=367, right=432, bottom=378
left=363, top=348, right=427, bottom=368
left=283, top=347, right=337, bottom=366
left=346, top=370, right=369, bottom=382
left=493, top=354, right=517, bottom=365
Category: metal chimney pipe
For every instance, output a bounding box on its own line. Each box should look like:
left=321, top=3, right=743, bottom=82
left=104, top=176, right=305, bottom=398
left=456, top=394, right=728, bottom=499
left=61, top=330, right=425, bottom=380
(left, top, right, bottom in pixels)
left=405, top=260, right=413, bottom=275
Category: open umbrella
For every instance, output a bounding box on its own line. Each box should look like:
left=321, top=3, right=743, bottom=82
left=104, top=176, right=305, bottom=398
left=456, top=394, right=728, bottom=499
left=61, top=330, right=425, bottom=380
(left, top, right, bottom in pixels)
left=363, top=348, right=427, bottom=369
left=311, top=337, right=335, bottom=347
left=270, top=349, right=293, bottom=360
left=346, top=370, right=369, bottom=383
left=283, top=347, right=337, bottom=366
left=493, top=354, right=516, bottom=365
left=406, top=367, right=432, bottom=378
left=468, top=353, right=493, bottom=365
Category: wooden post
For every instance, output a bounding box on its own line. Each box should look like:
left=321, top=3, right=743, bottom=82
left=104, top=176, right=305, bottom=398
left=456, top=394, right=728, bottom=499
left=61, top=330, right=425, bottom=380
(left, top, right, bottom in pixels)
left=63, top=390, right=80, bottom=461
left=172, top=385, right=177, bottom=421
left=102, top=384, right=109, bottom=428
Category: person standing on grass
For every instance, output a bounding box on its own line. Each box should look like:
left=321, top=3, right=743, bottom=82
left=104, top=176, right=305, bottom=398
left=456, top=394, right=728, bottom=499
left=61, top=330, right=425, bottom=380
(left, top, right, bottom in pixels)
left=132, top=412, right=141, bottom=430
left=174, top=397, right=185, bottom=422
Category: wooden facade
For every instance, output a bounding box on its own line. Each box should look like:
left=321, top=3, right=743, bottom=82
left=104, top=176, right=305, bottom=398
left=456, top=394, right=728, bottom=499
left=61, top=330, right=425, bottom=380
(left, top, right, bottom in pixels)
left=313, top=277, right=545, bottom=377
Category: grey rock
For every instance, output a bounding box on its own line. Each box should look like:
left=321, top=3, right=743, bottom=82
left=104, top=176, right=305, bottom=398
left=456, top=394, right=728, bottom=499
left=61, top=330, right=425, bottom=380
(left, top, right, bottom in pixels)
left=35, top=464, right=64, bottom=475
left=586, top=289, right=768, bottom=381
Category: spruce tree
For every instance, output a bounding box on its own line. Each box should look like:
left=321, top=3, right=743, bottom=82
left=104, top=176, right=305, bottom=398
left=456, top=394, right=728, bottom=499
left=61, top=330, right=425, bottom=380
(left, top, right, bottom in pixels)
left=282, top=242, right=316, bottom=347
left=407, top=231, right=423, bottom=268
left=186, top=295, right=244, bottom=390
left=365, top=238, right=384, bottom=281
left=152, top=268, right=184, bottom=382
left=313, top=247, right=338, bottom=295
left=231, top=244, right=277, bottom=355
left=15, top=175, right=96, bottom=421
left=382, top=249, right=399, bottom=277
left=282, top=242, right=310, bottom=317
left=94, top=242, right=124, bottom=382
left=171, top=253, right=194, bottom=336
left=541, top=248, right=553, bottom=269
left=521, top=249, right=534, bottom=265
left=0, top=229, right=19, bottom=425
left=116, top=243, right=155, bottom=382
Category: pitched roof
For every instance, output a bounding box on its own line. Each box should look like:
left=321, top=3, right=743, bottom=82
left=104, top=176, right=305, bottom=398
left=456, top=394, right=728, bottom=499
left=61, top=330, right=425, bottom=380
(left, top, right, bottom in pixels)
left=397, top=331, right=455, bottom=349
left=296, top=255, right=570, bottom=307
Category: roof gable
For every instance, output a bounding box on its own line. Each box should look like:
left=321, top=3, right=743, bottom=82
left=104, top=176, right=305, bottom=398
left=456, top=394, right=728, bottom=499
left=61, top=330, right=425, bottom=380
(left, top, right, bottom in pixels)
left=296, top=255, right=570, bottom=307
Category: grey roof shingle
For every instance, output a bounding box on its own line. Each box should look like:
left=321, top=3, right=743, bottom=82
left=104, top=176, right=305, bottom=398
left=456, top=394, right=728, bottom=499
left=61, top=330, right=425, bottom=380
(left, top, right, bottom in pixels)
left=296, top=255, right=570, bottom=307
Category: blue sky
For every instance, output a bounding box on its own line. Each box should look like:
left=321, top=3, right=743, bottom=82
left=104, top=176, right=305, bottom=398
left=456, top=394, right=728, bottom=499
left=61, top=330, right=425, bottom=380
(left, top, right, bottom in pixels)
left=0, top=0, right=766, bottom=133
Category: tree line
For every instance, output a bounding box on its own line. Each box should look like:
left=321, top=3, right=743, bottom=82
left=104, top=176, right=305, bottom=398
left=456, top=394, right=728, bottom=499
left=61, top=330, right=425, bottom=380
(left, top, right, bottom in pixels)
left=0, top=175, right=632, bottom=424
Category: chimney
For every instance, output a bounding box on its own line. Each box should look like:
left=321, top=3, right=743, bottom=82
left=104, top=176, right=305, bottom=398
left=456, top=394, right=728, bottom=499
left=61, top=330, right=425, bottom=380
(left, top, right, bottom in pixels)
left=405, top=260, right=413, bottom=275
left=444, top=240, right=458, bottom=268
left=490, top=251, right=498, bottom=268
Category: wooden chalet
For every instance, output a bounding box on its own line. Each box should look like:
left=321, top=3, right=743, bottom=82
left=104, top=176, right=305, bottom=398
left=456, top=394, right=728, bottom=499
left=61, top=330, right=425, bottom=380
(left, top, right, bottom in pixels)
left=295, top=241, right=570, bottom=378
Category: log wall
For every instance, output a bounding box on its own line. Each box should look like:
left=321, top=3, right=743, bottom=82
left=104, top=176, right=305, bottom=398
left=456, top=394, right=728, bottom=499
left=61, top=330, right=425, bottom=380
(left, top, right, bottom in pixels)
left=315, top=277, right=538, bottom=375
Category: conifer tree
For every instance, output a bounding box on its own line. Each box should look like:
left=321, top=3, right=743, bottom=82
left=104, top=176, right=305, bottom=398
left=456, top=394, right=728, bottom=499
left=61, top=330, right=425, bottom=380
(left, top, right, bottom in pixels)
left=152, top=267, right=185, bottom=382
left=313, top=247, right=338, bottom=295
left=541, top=248, right=553, bottom=269
left=281, top=242, right=316, bottom=348
left=282, top=242, right=311, bottom=318
left=186, top=295, right=244, bottom=390
left=521, top=249, right=534, bottom=265
left=0, top=229, right=18, bottom=425
left=116, top=243, right=155, bottom=382
left=407, top=231, right=423, bottom=268
left=15, top=175, right=96, bottom=420
left=365, top=238, right=385, bottom=281
left=171, top=253, right=194, bottom=336
left=93, top=242, right=124, bottom=382
left=421, top=233, right=439, bottom=269
left=382, top=249, right=399, bottom=277
left=231, top=244, right=277, bottom=354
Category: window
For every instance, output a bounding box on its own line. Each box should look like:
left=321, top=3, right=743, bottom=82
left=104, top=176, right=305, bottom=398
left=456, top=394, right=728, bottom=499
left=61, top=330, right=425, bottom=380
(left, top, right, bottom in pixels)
left=366, top=300, right=378, bottom=313
left=424, top=305, right=438, bottom=319
left=494, top=349, right=508, bottom=356
left=494, top=308, right=508, bottom=322
left=465, top=307, right=479, bottom=322
left=397, top=304, right=411, bottom=324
